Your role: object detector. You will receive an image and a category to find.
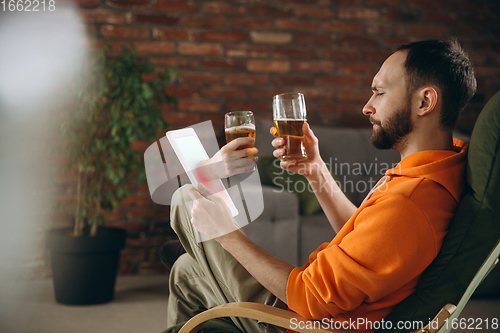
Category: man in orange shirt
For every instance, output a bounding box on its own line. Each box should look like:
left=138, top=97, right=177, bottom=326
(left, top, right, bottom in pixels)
left=163, top=39, right=477, bottom=333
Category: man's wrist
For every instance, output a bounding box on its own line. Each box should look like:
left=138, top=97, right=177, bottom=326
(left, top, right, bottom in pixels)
left=216, top=229, right=246, bottom=249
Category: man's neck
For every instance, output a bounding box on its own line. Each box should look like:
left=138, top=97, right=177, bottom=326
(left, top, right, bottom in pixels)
left=396, top=130, right=454, bottom=160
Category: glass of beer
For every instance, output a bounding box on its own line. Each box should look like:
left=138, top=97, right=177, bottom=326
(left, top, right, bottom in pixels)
left=273, top=92, right=307, bottom=161
left=225, top=111, right=256, bottom=151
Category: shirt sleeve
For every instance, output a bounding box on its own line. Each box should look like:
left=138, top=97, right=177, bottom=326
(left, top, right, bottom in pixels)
left=286, top=193, right=438, bottom=319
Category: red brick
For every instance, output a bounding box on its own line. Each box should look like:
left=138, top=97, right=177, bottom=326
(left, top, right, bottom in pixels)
left=338, top=90, right=371, bottom=102
left=162, top=112, right=200, bottom=125
left=108, top=221, right=149, bottom=233
left=250, top=32, right=292, bottom=44
left=151, top=57, right=198, bottom=69
left=295, top=6, right=335, bottom=18
left=408, top=0, right=445, bottom=9
left=338, top=62, right=378, bottom=74
left=225, top=74, right=268, bottom=86
left=273, top=75, right=315, bottom=86
left=120, top=249, right=146, bottom=261
left=366, top=23, right=405, bottom=35
left=339, top=9, right=379, bottom=20
left=75, top=0, right=99, bottom=8
left=474, top=67, right=500, bottom=77
left=453, top=0, right=479, bottom=11
left=153, top=28, right=197, bottom=41
left=201, top=31, right=246, bottom=43
left=318, top=75, right=362, bottom=87
left=200, top=59, right=246, bottom=71
left=295, top=34, right=335, bottom=45
left=101, top=25, right=149, bottom=39
left=408, top=24, right=448, bottom=36
left=138, top=262, right=168, bottom=274
left=118, top=263, right=135, bottom=275
left=201, top=2, right=245, bottom=15
left=127, top=235, right=172, bottom=247
left=225, top=101, right=269, bottom=113
left=362, top=50, right=393, bottom=61
left=248, top=60, right=290, bottom=73
left=276, top=19, right=318, bottom=31
left=298, top=88, right=335, bottom=100
left=322, top=21, right=363, bottom=33
left=339, top=36, right=379, bottom=47
left=152, top=0, right=198, bottom=12
left=227, top=46, right=270, bottom=58
left=130, top=140, right=150, bottom=153
left=249, top=5, right=293, bottom=17
left=275, top=0, right=316, bottom=3
left=231, top=18, right=273, bottom=29
left=294, top=61, right=334, bottom=73
left=451, top=25, right=484, bottom=38
left=107, top=0, right=149, bottom=8
left=318, top=49, right=359, bottom=60
left=80, top=10, right=125, bottom=24
left=424, top=12, right=460, bottom=23
left=102, top=209, right=124, bottom=220
left=365, top=0, right=400, bottom=6
left=178, top=43, right=223, bottom=56
left=179, top=72, right=224, bottom=85
left=249, top=88, right=286, bottom=99
left=201, top=86, right=246, bottom=98
left=382, top=36, right=415, bottom=47
left=181, top=16, right=225, bottom=28
left=134, top=41, right=176, bottom=54
left=381, top=9, right=418, bottom=22
left=316, top=102, right=352, bottom=113
left=179, top=100, right=220, bottom=112
left=165, top=86, right=198, bottom=98
left=273, top=47, right=316, bottom=59
left=132, top=13, right=179, bottom=26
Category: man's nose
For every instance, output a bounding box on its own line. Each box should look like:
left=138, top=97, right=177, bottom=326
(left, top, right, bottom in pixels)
left=362, top=99, right=375, bottom=116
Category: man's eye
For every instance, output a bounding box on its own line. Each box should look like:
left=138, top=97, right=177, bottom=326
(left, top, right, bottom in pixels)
left=377, top=93, right=384, bottom=96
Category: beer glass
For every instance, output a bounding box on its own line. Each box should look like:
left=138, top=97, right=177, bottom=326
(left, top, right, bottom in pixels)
left=225, top=111, right=256, bottom=149
left=273, top=92, right=307, bottom=161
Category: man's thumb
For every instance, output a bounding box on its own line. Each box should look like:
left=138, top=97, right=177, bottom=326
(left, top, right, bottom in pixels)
left=303, top=122, right=316, bottom=141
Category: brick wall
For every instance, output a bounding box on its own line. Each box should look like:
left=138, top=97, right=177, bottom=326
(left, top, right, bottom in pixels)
left=42, top=0, right=500, bottom=277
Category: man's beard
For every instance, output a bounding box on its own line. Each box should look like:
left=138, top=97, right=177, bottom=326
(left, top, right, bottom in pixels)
left=370, top=101, right=413, bottom=150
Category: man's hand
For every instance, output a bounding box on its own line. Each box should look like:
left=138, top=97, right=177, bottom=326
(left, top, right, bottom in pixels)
left=200, top=137, right=258, bottom=180
left=187, top=183, right=241, bottom=240
left=271, top=122, right=323, bottom=178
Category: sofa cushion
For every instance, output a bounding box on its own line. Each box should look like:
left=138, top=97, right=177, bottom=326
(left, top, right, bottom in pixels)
left=260, top=156, right=324, bottom=216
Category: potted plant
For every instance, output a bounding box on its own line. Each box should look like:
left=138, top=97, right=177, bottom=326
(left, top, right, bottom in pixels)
left=46, top=44, right=176, bottom=305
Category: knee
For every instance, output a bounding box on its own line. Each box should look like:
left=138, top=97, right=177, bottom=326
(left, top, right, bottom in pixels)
left=171, top=184, right=193, bottom=207
left=169, top=253, right=202, bottom=285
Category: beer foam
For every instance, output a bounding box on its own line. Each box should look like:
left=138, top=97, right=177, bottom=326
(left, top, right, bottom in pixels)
left=225, top=124, right=256, bottom=132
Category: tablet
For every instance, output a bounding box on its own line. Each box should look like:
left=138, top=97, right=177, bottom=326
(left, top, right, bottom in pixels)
left=166, top=127, right=239, bottom=217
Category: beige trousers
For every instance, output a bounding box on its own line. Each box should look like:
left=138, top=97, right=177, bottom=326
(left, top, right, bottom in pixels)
left=166, top=185, right=286, bottom=333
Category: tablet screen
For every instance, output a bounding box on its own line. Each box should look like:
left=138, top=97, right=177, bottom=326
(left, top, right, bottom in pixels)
left=172, top=134, right=236, bottom=213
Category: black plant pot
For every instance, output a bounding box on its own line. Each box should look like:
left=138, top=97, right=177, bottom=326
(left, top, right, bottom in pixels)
left=45, top=227, right=126, bottom=305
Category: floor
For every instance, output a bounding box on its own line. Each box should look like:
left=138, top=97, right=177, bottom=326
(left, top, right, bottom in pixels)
left=0, top=275, right=498, bottom=333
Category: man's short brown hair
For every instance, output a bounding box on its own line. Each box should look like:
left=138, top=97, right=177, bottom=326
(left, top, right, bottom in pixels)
left=397, top=39, right=477, bottom=129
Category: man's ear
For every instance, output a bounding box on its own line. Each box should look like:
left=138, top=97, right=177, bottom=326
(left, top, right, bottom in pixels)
left=416, top=87, right=439, bottom=117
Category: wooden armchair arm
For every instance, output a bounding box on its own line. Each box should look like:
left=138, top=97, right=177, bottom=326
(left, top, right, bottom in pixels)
left=178, top=302, right=355, bottom=333
left=178, top=302, right=457, bottom=333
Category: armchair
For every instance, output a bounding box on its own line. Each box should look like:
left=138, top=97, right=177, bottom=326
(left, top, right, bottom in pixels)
left=174, top=90, right=500, bottom=333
